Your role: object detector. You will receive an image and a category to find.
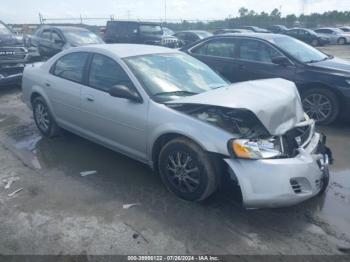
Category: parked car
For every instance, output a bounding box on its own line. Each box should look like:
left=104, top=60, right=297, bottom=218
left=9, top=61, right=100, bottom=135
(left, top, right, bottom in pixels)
left=0, top=20, right=28, bottom=87
left=104, top=21, right=180, bottom=48
left=22, top=44, right=332, bottom=208
left=267, top=25, right=288, bottom=34
left=30, top=26, right=104, bottom=58
left=241, top=26, right=270, bottom=33
left=213, top=29, right=251, bottom=35
left=339, top=26, right=350, bottom=33
left=284, top=28, right=330, bottom=46
left=314, top=28, right=350, bottom=45
left=181, top=33, right=350, bottom=124
left=173, top=30, right=212, bottom=46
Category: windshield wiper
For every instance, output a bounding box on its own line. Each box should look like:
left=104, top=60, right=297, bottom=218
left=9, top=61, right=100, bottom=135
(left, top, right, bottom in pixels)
left=305, top=57, right=329, bottom=64
left=153, top=91, right=199, bottom=97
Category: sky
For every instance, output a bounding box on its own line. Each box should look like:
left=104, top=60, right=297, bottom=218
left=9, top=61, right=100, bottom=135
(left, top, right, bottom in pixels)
left=1, top=0, right=350, bottom=24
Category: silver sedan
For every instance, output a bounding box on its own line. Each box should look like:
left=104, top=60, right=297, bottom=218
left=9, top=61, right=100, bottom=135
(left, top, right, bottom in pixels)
left=22, top=44, right=332, bottom=208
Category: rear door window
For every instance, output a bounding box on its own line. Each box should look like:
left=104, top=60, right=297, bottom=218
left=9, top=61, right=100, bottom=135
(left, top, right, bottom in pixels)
left=52, top=52, right=89, bottom=83
left=238, top=39, right=282, bottom=63
left=192, top=38, right=237, bottom=58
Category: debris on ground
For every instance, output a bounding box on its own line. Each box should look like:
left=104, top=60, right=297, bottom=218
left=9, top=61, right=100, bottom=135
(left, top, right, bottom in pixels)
left=80, top=170, right=98, bottom=177
left=123, top=203, right=141, bottom=209
left=8, top=188, right=24, bottom=197
left=2, top=176, right=19, bottom=189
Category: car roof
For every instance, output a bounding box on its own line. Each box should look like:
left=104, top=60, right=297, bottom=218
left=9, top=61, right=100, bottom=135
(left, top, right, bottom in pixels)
left=72, top=44, right=178, bottom=58
left=316, top=27, right=336, bottom=30
left=38, top=25, right=89, bottom=32
left=176, top=30, right=209, bottom=34
left=107, top=20, right=161, bottom=25
left=206, top=32, right=285, bottom=40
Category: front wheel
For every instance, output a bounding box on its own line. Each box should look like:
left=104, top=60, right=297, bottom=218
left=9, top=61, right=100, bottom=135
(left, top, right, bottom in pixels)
left=301, top=88, right=339, bottom=125
left=158, top=137, right=220, bottom=202
left=311, top=39, right=319, bottom=46
left=32, top=96, right=61, bottom=137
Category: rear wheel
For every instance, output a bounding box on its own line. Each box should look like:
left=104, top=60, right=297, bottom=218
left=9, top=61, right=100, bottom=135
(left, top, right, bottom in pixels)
left=338, top=37, right=346, bottom=45
left=158, top=137, right=220, bottom=202
left=301, top=88, right=339, bottom=125
left=32, top=96, right=61, bottom=137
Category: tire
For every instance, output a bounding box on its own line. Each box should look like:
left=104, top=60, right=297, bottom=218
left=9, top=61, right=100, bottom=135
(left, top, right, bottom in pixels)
left=32, top=96, right=61, bottom=137
left=301, top=88, right=339, bottom=125
left=158, top=137, right=220, bottom=202
left=311, top=39, right=319, bottom=47
left=319, top=168, right=330, bottom=195
left=338, top=37, right=346, bottom=45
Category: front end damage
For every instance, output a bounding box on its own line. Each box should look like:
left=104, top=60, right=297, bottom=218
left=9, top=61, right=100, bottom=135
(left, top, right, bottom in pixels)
left=167, top=79, right=333, bottom=208
left=225, top=116, right=332, bottom=208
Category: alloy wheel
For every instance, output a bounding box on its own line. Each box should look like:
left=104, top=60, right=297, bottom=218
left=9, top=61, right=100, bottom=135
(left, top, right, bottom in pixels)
left=302, top=93, right=332, bottom=122
left=35, top=103, right=50, bottom=132
left=166, top=151, right=200, bottom=193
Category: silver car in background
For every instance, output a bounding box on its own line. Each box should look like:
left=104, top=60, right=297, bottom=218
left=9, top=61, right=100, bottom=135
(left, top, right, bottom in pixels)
left=314, top=27, right=350, bottom=45
left=22, top=44, right=332, bottom=208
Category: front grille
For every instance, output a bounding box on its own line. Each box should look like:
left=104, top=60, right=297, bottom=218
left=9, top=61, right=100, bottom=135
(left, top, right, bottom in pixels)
left=0, top=47, right=27, bottom=61
left=161, top=38, right=178, bottom=46
left=290, top=179, right=302, bottom=194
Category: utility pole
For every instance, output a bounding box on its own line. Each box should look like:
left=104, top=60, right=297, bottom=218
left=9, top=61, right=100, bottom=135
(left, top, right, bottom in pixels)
left=164, top=0, right=167, bottom=23
left=39, top=13, right=44, bottom=24
left=301, top=0, right=307, bottom=15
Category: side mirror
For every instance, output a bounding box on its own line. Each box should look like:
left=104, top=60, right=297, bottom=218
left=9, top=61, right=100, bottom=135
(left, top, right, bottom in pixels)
left=272, top=56, right=292, bottom=67
left=108, top=85, right=142, bottom=103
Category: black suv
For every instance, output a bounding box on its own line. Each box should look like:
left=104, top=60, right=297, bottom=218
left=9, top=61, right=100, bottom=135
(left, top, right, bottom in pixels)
left=182, top=33, right=350, bottom=124
left=0, top=20, right=28, bottom=87
left=103, top=21, right=180, bottom=48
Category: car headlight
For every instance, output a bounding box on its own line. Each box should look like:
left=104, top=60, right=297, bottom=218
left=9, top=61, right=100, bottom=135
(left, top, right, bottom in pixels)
left=228, top=138, right=282, bottom=159
left=345, top=79, right=350, bottom=85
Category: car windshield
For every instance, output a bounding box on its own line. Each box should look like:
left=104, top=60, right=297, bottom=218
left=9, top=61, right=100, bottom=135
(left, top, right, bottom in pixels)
left=197, top=31, right=212, bottom=38
left=163, top=28, right=174, bottom=36
left=139, top=25, right=163, bottom=34
left=124, top=53, right=228, bottom=102
left=0, top=23, right=12, bottom=34
left=331, top=28, right=343, bottom=33
left=269, top=36, right=328, bottom=63
left=63, top=30, right=104, bottom=45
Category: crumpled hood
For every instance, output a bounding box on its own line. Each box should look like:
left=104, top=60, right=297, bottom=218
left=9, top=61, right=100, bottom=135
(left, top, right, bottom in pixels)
left=168, top=78, right=305, bottom=136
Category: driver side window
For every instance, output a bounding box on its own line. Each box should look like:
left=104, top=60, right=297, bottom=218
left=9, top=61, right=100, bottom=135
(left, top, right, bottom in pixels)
left=88, top=54, right=133, bottom=92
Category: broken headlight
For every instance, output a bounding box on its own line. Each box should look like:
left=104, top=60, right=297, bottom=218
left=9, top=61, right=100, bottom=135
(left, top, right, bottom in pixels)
left=228, top=138, right=282, bottom=159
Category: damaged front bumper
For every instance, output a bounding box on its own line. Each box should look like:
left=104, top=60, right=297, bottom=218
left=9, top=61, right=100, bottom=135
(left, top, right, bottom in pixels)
left=225, top=124, right=332, bottom=209
left=0, top=65, right=24, bottom=86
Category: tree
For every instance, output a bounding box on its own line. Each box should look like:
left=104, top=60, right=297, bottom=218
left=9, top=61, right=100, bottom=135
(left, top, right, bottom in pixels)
left=239, top=7, right=249, bottom=17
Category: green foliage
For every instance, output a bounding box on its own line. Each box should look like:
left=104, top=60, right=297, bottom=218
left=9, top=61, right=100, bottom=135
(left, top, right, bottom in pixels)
left=164, top=8, right=350, bottom=31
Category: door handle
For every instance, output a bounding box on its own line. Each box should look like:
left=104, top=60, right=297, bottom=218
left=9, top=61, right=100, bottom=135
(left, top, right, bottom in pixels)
left=85, top=95, right=95, bottom=102
left=238, top=64, right=245, bottom=69
left=45, top=82, right=50, bottom=87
